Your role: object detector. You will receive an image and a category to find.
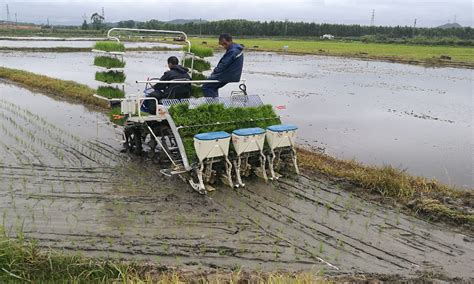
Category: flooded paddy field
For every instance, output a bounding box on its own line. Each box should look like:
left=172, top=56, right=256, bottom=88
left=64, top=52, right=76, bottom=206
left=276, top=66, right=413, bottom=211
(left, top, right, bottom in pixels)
left=0, top=50, right=471, bottom=188
left=0, top=39, right=181, bottom=49
left=1, top=81, right=473, bottom=279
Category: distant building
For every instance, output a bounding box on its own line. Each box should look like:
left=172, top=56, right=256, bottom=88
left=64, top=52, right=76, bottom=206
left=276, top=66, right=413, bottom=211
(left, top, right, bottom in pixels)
left=320, top=34, right=335, bottom=40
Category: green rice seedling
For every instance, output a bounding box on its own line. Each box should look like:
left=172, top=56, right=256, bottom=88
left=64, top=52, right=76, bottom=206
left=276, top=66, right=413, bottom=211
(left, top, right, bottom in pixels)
left=94, top=56, right=126, bottom=69
left=93, top=41, right=125, bottom=52
left=183, top=58, right=211, bottom=72
left=96, top=86, right=125, bottom=99
left=95, top=71, right=126, bottom=84
left=185, top=45, right=213, bottom=57
left=191, top=85, right=204, bottom=98
left=191, top=71, right=207, bottom=81
left=108, top=107, right=125, bottom=126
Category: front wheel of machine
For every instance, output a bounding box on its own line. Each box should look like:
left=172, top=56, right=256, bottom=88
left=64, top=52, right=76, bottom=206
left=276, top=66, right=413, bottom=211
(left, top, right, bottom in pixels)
left=124, top=127, right=143, bottom=155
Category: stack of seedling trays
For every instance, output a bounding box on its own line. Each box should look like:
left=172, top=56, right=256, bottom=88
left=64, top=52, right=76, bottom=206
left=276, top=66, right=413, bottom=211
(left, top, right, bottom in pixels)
left=92, top=41, right=127, bottom=125
left=182, top=45, right=214, bottom=97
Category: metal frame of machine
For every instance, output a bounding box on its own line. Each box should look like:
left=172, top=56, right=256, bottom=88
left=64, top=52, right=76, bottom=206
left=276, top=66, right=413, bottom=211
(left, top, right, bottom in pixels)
left=95, top=28, right=299, bottom=194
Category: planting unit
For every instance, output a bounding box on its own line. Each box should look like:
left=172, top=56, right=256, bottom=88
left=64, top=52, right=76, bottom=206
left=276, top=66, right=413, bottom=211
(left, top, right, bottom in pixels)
left=93, top=28, right=300, bottom=194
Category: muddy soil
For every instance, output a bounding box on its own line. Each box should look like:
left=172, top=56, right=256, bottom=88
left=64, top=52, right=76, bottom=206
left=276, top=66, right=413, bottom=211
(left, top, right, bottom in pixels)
left=0, top=82, right=472, bottom=280
left=0, top=50, right=471, bottom=188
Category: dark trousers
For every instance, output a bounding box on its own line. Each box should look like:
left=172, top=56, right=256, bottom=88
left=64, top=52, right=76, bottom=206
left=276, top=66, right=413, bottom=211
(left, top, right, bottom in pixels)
left=202, top=82, right=228, bottom=98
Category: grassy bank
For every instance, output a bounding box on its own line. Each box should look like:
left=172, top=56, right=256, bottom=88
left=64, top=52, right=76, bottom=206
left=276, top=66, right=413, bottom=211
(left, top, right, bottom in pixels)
left=298, top=148, right=473, bottom=229
left=0, top=66, right=108, bottom=109
left=1, top=228, right=333, bottom=283
left=189, top=37, right=474, bottom=68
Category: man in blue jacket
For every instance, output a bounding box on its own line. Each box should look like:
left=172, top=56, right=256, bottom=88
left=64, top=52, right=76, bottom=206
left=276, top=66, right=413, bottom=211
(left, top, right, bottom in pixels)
left=202, top=33, right=244, bottom=97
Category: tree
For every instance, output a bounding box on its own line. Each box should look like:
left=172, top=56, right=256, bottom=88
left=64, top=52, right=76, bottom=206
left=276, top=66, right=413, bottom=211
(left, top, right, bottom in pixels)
left=81, top=19, right=88, bottom=30
left=91, top=12, right=104, bottom=30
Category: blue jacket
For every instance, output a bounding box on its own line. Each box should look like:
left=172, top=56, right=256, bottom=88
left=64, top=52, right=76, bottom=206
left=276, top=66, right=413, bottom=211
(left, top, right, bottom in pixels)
left=208, top=43, right=244, bottom=83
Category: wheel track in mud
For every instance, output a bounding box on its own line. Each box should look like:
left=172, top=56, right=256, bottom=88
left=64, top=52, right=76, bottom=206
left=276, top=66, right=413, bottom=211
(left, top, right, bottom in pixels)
left=209, top=175, right=472, bottom=276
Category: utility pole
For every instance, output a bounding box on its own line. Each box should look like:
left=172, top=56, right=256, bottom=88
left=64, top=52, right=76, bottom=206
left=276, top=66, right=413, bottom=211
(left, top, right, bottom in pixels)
left=101, top=7, right=105, bottom=19
left=413, top=18, right=417, bottom=28
left=370, top=9, right=375, bottom=26
left=284, top=18, right=288, bottom=36
left=6, top=4, right=11, bottom=23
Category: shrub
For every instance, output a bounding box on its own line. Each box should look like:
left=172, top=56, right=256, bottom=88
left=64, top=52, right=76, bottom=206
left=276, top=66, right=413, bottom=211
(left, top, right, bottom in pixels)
left=94, top=56, right=126, bottom=69
left=96, top=86, right=125, bottom=99
left=95, top=71, right=126, bottom=84
left=93, top=41, right=125, bottom=52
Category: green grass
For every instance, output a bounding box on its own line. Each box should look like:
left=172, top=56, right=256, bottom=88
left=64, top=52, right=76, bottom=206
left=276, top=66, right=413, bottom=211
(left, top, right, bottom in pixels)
left=0, top=227, right=332, bottom=283
left=96, top=86, right=125, bottom=99
left=93, top=41, right=126, bottom=52
left=95, top=71, right=126, bottom=84
left=0, top=66, right=108, bottom=108
left=185, top=45, right=214, bottom=57
left=189, top=37, right=474, bottom=66
left=183, top=57, right=211, bottom=72
left=94, top=56, right=126, bottom=69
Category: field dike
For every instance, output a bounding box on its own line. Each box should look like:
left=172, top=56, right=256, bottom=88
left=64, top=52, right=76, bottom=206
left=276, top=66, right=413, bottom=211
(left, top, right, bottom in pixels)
left=0, top=69, right=473, bottom=281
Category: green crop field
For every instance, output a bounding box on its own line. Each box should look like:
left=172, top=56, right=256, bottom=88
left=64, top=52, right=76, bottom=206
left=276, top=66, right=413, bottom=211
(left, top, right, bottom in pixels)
left=189, top=37, right=474, bottom=66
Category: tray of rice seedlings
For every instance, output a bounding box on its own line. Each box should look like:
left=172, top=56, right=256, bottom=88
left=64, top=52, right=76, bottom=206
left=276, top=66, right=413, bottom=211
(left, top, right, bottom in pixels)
left=94, top=56, right=126, bottom=69
left=183, top=58, right=211, bottom=72
left=186, top=45, right=214, bottom=58
left=96, top=86, right=125, bottom=99
left=92, top=41, right=126, bottom=53
left=168, top=102, right=281, bottom=161
left=183, top=45, right=214, bottom=98
left=95, top=71, right=126, bottom=84
left=109, top=107, right=126, bottom=126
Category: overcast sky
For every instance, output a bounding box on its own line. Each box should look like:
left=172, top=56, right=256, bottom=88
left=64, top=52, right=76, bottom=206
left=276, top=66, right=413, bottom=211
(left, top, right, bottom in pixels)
left=0, top=0, right=472, bottom=27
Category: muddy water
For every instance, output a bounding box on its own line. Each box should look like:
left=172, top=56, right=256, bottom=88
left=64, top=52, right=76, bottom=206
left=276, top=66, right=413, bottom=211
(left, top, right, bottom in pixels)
left=0, top=82, right=473, bottom=278
left=0, top=50, right=471, bottom=188
left=0, top=39, right=181, bottom=49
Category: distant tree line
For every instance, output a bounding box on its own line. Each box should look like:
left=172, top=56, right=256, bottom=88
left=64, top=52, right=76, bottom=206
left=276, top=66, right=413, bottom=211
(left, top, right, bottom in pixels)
left=117, top=19, right=473, bottom=40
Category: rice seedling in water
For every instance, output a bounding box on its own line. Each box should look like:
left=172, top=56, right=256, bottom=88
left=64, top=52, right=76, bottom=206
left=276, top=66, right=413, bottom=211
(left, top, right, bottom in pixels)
left=93, top=41, right=125, bottom=52
left=96, top=86, right=125, bottom=99
left=95, top=71, right=126, bottom=84
left=94, top=56, right=126, bottom=69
